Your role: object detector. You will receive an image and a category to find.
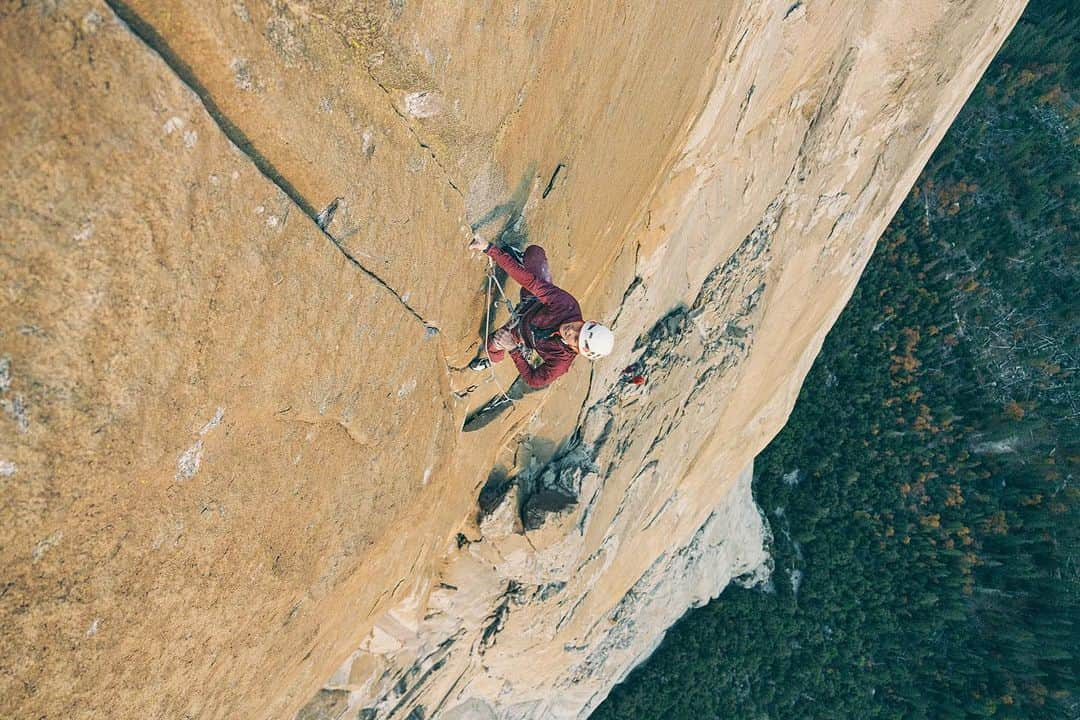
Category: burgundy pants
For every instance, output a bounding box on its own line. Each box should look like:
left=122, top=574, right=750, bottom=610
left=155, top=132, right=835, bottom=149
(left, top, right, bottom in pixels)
left=486, top=245, right=551, bottom=363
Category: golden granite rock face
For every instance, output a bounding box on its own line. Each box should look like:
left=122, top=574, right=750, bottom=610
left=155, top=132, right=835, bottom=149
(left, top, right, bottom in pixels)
left=0, top=2, right=1024, bottom=719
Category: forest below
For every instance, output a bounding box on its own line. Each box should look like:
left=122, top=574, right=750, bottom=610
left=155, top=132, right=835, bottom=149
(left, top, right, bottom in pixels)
left=593, top=3, right=1078, bottom=719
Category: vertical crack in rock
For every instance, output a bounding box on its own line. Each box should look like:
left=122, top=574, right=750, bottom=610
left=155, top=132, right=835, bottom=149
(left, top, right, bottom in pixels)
left=102, top=0, right=436, bottom=329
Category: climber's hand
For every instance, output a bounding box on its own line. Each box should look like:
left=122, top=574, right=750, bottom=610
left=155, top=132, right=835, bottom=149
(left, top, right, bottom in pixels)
left=493, top=328, right=517, bottom=351
left=468, top=234, right=490, bottom=253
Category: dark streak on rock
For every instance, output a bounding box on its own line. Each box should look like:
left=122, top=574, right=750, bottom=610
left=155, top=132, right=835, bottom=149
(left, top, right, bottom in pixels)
left=734, top=84, right=756, bottom=135
left=542, top=163, right=566, bottom=198
left=425, top=668, right=469, bottom=719
left=728, top=27, right=749, bottom=63
left=479, top=587, right=512, bottom=653
left=382, top=632, right=462, bottom=718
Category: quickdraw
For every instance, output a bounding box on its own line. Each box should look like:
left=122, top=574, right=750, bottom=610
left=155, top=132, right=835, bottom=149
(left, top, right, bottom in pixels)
left=451, top=384, right=479, bottom=400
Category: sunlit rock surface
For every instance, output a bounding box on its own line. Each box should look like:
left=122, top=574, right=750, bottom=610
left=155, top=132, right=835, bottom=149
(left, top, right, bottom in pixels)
left=0, top=1, right=1023, bottom=718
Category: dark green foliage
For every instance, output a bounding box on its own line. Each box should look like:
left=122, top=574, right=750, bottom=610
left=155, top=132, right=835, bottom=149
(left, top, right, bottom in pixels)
left=592, top=5, right=1078, bottom=719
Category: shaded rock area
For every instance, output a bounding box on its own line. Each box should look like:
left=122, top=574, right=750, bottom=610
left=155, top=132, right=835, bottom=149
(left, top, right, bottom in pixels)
left=296, top=689, right=351, bottom=720
left=0, top=1, right=1024, bottom=719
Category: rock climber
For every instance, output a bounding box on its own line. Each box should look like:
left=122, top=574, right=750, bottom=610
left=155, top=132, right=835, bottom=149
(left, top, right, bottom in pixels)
left=467, top=234, right=614, bottom=388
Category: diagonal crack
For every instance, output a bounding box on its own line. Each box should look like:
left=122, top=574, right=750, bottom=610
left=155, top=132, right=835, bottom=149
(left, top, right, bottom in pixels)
left=364, top=68, right=467, bottom=202
left=103, top=0, right=436, bottom=329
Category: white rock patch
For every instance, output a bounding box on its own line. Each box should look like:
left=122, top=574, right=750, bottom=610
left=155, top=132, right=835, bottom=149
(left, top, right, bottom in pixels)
left=175, top=407, right=225, bottom=480
left=404, top=91, right=443, bottom=118
left=162, top=116, right=185, bottom=135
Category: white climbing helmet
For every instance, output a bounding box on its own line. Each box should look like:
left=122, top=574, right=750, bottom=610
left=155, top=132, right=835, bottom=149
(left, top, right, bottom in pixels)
left=579, top=322, right=614, bottom=360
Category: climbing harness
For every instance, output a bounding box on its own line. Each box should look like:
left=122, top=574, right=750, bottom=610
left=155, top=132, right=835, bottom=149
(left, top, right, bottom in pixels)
left=454, top=251, right=549, bottom=421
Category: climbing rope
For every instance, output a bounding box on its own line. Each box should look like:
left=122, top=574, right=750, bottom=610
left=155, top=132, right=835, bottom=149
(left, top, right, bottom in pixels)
left=452, top=250, right=530, bottom=416
left=488, top=262, right=515, bottom=319
left=477, top=256, right=517, bottom=407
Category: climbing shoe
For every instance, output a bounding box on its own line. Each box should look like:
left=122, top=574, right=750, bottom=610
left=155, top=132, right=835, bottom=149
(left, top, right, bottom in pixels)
left=468, top=356, right=492, bottom=372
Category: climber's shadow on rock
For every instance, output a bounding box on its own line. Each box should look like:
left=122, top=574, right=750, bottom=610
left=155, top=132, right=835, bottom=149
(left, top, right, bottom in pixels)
left=475, top=434, right=563, bottom=529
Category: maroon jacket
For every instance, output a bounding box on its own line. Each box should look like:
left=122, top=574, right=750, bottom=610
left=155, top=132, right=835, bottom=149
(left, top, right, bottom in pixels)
left=486, top=245, right=583, bottom=388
